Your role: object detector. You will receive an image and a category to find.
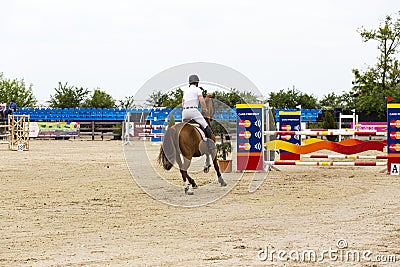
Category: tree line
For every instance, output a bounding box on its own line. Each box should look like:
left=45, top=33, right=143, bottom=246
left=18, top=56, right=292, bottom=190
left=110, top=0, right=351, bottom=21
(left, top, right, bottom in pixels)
left=1, top=11, right=399, bottom=116
left=0, top=76, right=136, bottom=109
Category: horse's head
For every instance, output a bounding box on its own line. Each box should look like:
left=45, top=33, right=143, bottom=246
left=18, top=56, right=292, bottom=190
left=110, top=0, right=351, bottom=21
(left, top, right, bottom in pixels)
left=206, top=93, right=215, bottom=99
left=203, top=93, right=216, bottom=123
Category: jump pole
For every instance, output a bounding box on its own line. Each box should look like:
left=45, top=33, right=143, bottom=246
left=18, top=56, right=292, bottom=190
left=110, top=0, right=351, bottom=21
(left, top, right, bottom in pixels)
left=264, top=130, right=386, bottom=136
left=123, top=111, right=131, bottom=146
left=265, top=161, right=386, bottom=166
left=302, top=154, right=387, bottom=159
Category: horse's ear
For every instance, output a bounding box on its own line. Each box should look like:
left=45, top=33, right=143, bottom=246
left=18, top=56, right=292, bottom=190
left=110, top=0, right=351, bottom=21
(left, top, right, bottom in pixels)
left=206, top=93, right=215, bottom=98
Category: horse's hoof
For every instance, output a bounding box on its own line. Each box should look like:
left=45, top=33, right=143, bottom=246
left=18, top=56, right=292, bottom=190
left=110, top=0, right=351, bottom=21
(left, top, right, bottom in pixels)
left=185, top=186, right=194, bottom=195
left=192, top=184, right=198, bottom=189
left=203, top=165, right=211, bottom=173
left=218, top=176, right=227, bottom=187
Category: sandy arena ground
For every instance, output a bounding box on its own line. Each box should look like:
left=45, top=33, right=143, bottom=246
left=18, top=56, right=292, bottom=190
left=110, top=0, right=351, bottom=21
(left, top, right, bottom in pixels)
left=1, top=139, right=400, bottom=266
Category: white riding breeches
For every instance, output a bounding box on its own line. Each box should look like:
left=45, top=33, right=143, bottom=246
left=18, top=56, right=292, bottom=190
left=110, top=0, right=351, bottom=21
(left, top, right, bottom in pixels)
left=182, top=108, right=208, bottom=129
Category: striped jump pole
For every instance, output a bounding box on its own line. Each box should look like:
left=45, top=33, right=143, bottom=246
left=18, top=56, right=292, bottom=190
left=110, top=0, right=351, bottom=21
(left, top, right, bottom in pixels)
left=264, top=130, right=386, bottom=136
left=356, top=124, right=387, bottom=129
left=302, top=154, right=387, bottom=160
left=138, top=133, right=165, bottom=137
left=265, top=161, right=387, bottom=166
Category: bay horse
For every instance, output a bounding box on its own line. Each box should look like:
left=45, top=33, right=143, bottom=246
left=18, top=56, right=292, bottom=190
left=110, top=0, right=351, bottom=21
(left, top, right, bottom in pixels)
left=157, top=93, right=227, bottom=195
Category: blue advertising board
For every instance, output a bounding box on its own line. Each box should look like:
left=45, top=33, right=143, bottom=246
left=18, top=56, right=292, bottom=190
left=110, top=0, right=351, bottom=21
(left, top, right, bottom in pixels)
left=279, top=111, right=301, bottom=160
left=387, top=104, right=400, bottom=174
left=236, top=104, right=264, bottom=171
left=151, top=120, right=167, bottom=142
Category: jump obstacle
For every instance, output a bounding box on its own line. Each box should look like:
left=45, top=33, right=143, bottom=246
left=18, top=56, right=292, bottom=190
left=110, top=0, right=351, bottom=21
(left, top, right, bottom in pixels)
left=261, top=107, right=388, bottom=169
left=0, top=115, right=30, bottom=151
left=265, top=161, right=386, bottom=166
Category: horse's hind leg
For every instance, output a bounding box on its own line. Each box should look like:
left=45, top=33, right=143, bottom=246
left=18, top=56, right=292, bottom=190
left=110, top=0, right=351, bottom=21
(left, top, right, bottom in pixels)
left=179, top=170, right=194, bottom=195
left=179, top=169, right=197, bottom=189
left=203, top=153, right=211, bottom=173
left=186, top=174, right=197, bottom=189
left=213, top=157, right=227, bottom=186
left=182, top=157, right=198, bottom=189
left=177, top=155, right=196, bottom=194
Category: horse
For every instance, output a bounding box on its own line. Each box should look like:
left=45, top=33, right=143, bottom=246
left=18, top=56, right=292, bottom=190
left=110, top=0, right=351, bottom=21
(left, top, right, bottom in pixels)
left=157, top=94, right=227, bottom=195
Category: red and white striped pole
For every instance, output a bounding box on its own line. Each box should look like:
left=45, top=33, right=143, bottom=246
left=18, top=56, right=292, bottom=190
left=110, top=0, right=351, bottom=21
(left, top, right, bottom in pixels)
left=302, top=154, right=387, bottom=159
left=265, top=161, right=386, bottom=166
left=264, top=130, right=386, bottom=136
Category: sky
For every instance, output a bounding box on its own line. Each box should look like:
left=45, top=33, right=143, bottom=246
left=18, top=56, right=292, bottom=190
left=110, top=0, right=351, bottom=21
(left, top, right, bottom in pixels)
left=1, top=0, right=399, bottom=104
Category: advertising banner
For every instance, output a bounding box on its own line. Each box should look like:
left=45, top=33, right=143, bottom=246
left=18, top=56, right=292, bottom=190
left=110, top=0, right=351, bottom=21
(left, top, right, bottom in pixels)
left=131, top=122, right=152, bottom=137
left=30, top=122, right=80, bottom=138
left=279, top=111, right=301, bottom=160
left=29, top=122, right=40, bottom=138
left=387, top=104, right=400, bottom=174
left=236, top=104, right=264, bottom=171
left=150, top=121, right=167, bottom=142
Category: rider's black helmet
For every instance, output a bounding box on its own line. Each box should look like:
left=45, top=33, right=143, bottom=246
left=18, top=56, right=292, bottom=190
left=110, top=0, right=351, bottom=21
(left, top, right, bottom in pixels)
left=188, top=74, right=200, bottom=84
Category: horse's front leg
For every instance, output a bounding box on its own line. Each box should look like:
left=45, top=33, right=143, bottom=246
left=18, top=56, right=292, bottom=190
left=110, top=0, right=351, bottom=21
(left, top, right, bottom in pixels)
left=213, top=157, right=227, bottom=186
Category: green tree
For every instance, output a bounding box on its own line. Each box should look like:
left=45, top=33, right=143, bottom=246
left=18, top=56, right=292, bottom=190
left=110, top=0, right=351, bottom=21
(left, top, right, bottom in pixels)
left=338, top=92, right=357, bottom=110
left=213, top=89, right=259, bottom=108
left=239, top=90, right=260, bottom=104
left=0, top=72, right=37, bottom=107
left=119, top=95, right=136, bottom=109
left=320, top=92, right=341, bottom=109
left=49, top=82, right=89, bottom=108
left=358, top=12, right=400, bottom=90
left=214, top=89, right=242, bottom=108
left=162, top=88, right=184, bottom=108
left=322, top=111, right=338, bottom=141
left=84, top=89, right=115, bottom=108
left=146, top=90, right=164, bottom=107
left=146, top=87, right=259, bottom=109
left=167, top=114, right=175, bottom=128
left=268, top=87, right=318, bottom=109
left=210, top=120, right=231, bottom=160
left=268, top=88, right=298, bottom=109
left=298, top=92, right=319, bottom=109
left=319, top=92, right=356, bottom=110
left=352, top=11, right=400, bottom=117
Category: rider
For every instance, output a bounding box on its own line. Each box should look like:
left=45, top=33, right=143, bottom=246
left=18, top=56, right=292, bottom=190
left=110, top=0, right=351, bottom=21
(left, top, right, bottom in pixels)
left=182, top=74, right=215, bottom=150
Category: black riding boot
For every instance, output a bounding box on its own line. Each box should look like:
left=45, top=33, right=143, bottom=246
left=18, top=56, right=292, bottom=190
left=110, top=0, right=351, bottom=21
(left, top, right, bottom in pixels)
left=204, top=126, right=216, bottom=152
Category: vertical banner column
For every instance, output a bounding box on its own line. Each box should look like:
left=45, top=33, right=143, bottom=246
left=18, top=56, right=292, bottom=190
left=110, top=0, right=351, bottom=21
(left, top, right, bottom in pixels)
left=387, top=104, right=400, bottom=175
left=236, top=104, right=264, bottom=171
left=151, top=120, right=166, bottom=142
left=279, top=111, right=301, bottom=160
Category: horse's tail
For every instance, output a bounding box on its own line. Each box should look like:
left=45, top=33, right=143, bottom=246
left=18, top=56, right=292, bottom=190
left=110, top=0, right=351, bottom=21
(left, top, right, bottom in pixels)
left=157, top=126, right=177, bottom=170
